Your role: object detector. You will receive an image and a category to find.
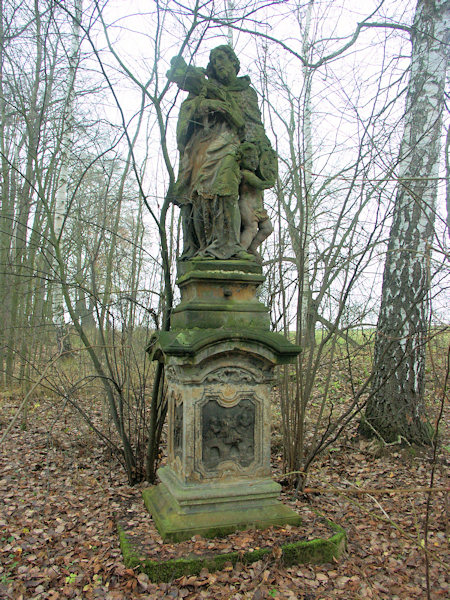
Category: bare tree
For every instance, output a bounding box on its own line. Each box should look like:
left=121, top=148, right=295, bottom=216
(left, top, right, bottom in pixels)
left=2, top=0, right=448, bottom=487
left=52, top=0, right=83, bottom=353
left=250, top=1, right=413, bottom=485
left=362, top=0, right=449, bottom=444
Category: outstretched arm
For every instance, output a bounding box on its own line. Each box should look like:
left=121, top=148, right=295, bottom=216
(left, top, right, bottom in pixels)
left=241, top=169, right=274, bottom=190
left=166, top=56, right=207, bottom=95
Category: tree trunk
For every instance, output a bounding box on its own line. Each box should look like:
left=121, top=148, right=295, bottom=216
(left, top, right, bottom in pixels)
left=362, top=0, right=449, bottom=444
left=53, top=0, right=82, bottom=354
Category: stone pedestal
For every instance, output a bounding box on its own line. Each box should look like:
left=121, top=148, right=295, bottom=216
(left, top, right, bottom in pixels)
left=145, top=259, right=301, bottom=541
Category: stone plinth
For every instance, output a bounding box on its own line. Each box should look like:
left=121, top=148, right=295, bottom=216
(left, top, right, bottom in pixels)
left=145, top=260, right=301, bottom=541
left=143, top=467, right=300, bottom=542
left=171, top=260, right=269, bottom=329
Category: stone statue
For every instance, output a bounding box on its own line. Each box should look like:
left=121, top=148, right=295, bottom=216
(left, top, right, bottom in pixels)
left=238, top=142, right=275, bottom=258
left=146, top=47, right=301, bottom=542
left=167, top=45, right=277, bottom=261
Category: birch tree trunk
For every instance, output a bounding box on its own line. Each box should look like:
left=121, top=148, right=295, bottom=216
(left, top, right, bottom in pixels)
left=53, top=0, right=82, bottom=353
left=363, top=0, right=449, bottom=444
left=225, top=0, right=234, bottom=47
left=298, top=0, right=314, bottom=348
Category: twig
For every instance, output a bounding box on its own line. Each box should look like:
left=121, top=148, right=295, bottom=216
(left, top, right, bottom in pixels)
left=302, top=486, right=449, bottom=495
left=424, top=343, right=449, bottom=600
left=0, top=358, right=57, bottom=446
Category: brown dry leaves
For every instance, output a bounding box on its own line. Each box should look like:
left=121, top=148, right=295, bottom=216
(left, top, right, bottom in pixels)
left=0, top=391, right=449, bottom=600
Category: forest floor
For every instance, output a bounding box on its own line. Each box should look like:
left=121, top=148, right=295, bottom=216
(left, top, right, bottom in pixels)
left=0, top=386, right=448, bottom=600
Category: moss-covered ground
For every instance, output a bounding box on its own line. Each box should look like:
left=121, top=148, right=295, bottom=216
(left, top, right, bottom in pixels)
left=118, top=518, right=347, bottom=583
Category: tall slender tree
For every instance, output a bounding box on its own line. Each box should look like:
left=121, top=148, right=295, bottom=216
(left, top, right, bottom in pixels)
left=52, top=0, right=83, bottom=352
left=363, top=0, right=449, bottom=444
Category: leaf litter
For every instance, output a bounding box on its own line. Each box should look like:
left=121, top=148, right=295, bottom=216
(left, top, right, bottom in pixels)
left=0, top=390, right=448, bottom=599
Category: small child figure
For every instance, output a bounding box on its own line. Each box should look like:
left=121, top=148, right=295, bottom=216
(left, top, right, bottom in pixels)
left=238, top=142, right=274, bottom=261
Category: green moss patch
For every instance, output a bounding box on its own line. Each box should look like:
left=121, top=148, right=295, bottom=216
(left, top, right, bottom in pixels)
left=148, top=328, right=301, bottom=363
left=177, top=259, right=263, bottom=276
left=142, top=479, right=302, bottom=543
left=118, top=519, right=346, bottom=583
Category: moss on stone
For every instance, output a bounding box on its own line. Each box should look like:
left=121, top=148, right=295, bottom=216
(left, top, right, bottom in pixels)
left=142, top=479, right=302, bottom=543
left=148, top=328, right=301, bottom=363
left=172, top=301, right=267, bottom=313
left=118, top=518, right=346, bottom=583
left=178, top=259, right=263, bottom=276
left=170, top=306, right=271, bottom=331
left=177, top=270, right=265, bottom=286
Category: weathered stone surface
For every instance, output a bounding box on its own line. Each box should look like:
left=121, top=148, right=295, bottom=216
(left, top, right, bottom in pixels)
left=171, top=259, right=269, bottom=329
left=145, top=255, right=301, bottom=539
left=177, top=258, right=263, bottom=276
left=148, top=329, right=301, bottom=365
left=143, top=467, right=301, bottom=542
left=162, top=346, right=273, bottom=483
left=143, top=48, right=300, bottom=542
left=167, top=47, right=277, bottom=261
left=202, top=396, right=255, bottom=469
left=145, top=315, right=302, bottom=541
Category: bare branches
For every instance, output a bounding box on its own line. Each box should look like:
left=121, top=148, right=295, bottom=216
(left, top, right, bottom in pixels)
left=178, top=1, right=413, bottom=70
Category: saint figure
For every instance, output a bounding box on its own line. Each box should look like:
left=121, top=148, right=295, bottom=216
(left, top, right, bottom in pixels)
left=167, top=45, right=277, bottom=260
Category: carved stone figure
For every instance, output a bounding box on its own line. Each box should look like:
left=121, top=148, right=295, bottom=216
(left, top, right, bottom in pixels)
left=167, top=45, right=277, bottom=260
left=144, top=48, right=301, bottom=542
left=238, top=142, right=275, bottom=262
left=202, top=398, right=255, bottom=469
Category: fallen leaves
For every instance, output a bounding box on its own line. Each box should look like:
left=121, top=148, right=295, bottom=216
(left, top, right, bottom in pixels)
left=0, top=391, right=448, bottom=600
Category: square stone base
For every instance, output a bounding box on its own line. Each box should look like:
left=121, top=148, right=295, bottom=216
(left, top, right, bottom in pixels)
left=143, top=466, right=302, bottom=542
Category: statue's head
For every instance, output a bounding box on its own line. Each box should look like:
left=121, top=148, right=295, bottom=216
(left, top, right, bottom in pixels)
left=207, top=45, right=240, bottom=83
left=239, top=142, right=259, bottom=171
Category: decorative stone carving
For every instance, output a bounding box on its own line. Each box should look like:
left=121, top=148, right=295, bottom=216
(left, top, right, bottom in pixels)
left=166, top=366, right=179, bottom=381
left=204, top=367, right=255, bottom=384
left=202, top=397, right=255, bottom=469
left=143, top=47, right=301, bottom=542
left=173, top=401, right=183, bottom=458
left=167, top=390, right=183, bottom=468
left=167, top=46, right=277, bottom=262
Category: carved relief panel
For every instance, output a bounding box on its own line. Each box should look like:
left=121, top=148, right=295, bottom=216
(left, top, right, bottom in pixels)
left=204, top=367, right=256, bottom=384
left=194, top=389, right=263, bottom=479
left=167, top=389, right=183, bottom=472
left=202, top=397, right=255, bottom=469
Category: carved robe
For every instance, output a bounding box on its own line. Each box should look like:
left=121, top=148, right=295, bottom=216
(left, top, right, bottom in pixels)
left=174, top=76, right=267, bottom=259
